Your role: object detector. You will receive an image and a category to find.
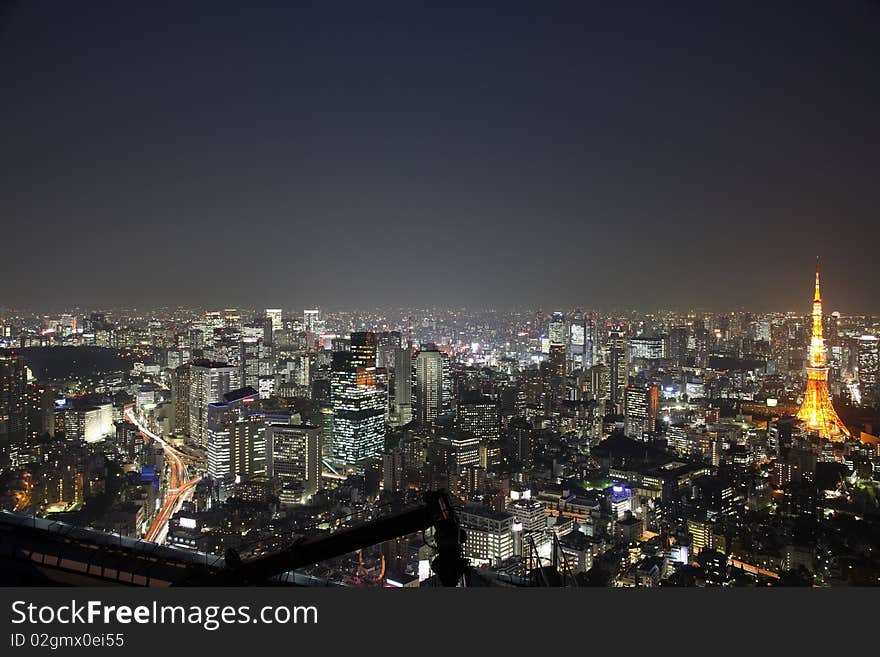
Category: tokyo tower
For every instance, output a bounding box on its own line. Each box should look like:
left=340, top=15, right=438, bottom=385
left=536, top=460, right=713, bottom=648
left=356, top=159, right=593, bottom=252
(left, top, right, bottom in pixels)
left=796, top=259, right=850, bottom=440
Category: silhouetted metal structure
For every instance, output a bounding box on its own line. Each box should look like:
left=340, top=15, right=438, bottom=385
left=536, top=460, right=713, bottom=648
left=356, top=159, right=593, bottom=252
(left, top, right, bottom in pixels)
left=0, top=491, right=471, bottom=587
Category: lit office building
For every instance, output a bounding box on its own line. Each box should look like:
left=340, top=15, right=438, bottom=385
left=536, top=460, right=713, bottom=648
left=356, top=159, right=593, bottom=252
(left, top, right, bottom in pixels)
left=393, top=346, right=413, bottom=425
left=548, top=311, right=565, bottom=346
left=413, top=347, right=449, bottom=424
left=350, top=331, right=377, bottom=368
left=440, top=432, right=481, bottom=474
left=265, top=308, right=283, bottom=335
left=566, top=311, right=589, bottom=373
left=239, top=337, right=263, bottom=389
left=331, top=352, right=386, bottom=463
left=629, top=336, right=665, bottom=360
left=303, top=309, right=321, bottom=335
left=189, top=360, right=237, bottom=448
left=171, top=364, right=190, bottom=436
left=268, top=424, right=322, bottom=498
left=590, top=363, right=610, bottom=401
left=609, top=331, right=628, bottom=410
left=507, top=498, right=547, bottom=556
left=56, top=399, right=114, bottom=444
left=458, top=506, right=515, bottom=566
left=206, top=387, right=263, bottom=480
left=548, top=342, right=566, bottom=402
left=457, top=397, right=500, bottom=442
left=624, top=384, right=651, bottom=438
left=858, top=335, right=879, bottom=401
left=0, top=354, right=27, bottom=457
left=25, top=383, right=54, bottom=441
left=376, top=331, right=401, bottom=371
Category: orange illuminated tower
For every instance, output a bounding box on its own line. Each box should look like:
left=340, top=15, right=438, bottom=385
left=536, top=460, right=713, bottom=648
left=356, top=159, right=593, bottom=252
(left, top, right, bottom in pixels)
left=796, top=259, right=849, bottom=440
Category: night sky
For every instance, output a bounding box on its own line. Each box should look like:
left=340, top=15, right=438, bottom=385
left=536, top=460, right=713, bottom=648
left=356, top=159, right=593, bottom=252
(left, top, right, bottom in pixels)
left=1, top=1, right=878, bottom=312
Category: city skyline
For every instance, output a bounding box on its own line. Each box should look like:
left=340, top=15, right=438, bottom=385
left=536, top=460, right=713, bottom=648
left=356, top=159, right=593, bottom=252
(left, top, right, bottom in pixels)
left=1, top=256, right=879, bottom=588
left=2, top=1, right=879, bottom=311
left=0, top=257, right=871, bottom=316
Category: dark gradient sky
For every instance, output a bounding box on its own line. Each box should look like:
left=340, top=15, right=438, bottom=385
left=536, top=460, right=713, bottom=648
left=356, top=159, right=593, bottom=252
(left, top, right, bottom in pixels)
left=1, top=1, right=878, bottom=313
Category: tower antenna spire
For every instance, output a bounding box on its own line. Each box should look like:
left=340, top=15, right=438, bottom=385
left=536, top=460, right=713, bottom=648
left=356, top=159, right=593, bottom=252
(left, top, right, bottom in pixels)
left=798, top=258, right=848, bottom=440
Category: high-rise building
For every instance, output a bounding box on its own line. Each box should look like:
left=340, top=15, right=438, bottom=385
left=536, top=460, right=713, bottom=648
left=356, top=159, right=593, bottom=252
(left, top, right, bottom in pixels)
left=331, top=352, right=386, bottom=463
left=566, top=310, right=588, bottom=374
left=189, top=360, right=237, bottom=448
left=0, top=354, right=28, bottom=460
left=857, top=334, right=879, bottom=402
left=303, top=309, right=320, bottom=334
left=624, top=384, right=650, bottom=438
left=265, top=308, right=283, bottom=335
left=796, top=261, right=849, bottom=440
left=440, top=432, right=481, bottom=474
left=25, top=383, right=54, bottom=441
left=350, top=331, right=377, bottom=368
left=457, top=397, right=500, bottom=443
left=548, top=311, right=565, bottom=346
left=189, top=328, right=205, bottom=351
left=376, top=331, right=401, bottom=371
left=544, top=343, right=566, bottom=408
left=239, top=337, right=262, bottom=389
left=667, top=327, right=689, bottom=368
left=623, top=385, right=646, bottom=437
left=629, top=336, right=665, bottom=360
left=393, top=346, right=413, bottom=425
left=206, top=387, right=266, bottom=480
left=222, top=309, right=242, bottom=330
left=268, top=424, right=321, bottom=497
left=609, top=331, right=628, bottom=410
left=171, top=363, right=191, bottom=436
left=590, top=363, right=610, bottom=401
left=755, top=319, right=772, bottom=343
left=413, top=347, right=449, bottom=424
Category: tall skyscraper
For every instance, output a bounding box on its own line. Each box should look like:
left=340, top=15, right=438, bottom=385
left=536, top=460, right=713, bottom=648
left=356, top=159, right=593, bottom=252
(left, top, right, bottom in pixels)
left=25, top=383, right=54, bottom=441
left=624, top=384, right=650, bottom=438
left=590, top=363, right=610, bottom=401
left=265, top=308, right=283, bottom=334
left=548, top=311, right=565, bottom=346
left=0, top=354, right=28, bottom=460
left=544, top=343, right=566, bottom=408
left=608, top=331, right=628, bottom=410
left=413, top=347, right=449, bottom=424
left=189, top=359, right=237, bottom=448
left=303, top=309, right=320, bottom=334
left=393, top=345, right=413, bottom=425
left=667, top=326, right=689, bottom=368
left=797, top=261, right=849, bottom=440
left=171, top=363, right=191, bottom=436
left=239, top=337, right=262, bottom=389
left=857, top=334, right=879, bottom=403
left=566, top=310, right=588, bottom=374
left=331, top=352, right=386, bottom=462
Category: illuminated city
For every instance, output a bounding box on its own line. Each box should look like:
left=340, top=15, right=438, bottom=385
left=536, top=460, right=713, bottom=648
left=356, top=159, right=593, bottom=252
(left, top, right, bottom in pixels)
left=1, top=3, right=879, bottom=591
left=1, top=260, right=879, bottom=587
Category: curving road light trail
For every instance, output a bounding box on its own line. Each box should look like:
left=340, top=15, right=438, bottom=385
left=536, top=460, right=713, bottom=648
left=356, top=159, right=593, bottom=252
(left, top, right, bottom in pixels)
left=124, top=406, right=203, bottom=544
